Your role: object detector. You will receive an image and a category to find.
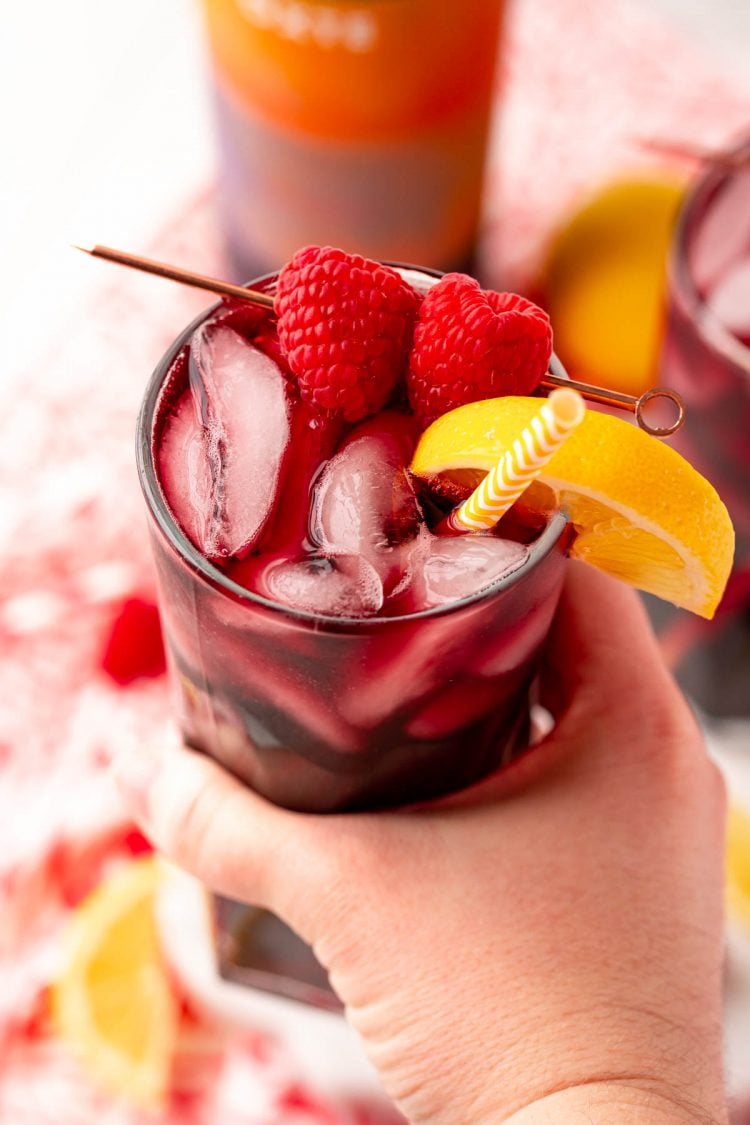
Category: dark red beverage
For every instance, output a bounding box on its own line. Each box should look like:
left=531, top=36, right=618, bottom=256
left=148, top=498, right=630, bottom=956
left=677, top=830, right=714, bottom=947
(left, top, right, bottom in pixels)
left=661, top=136, right=750, bottom=564
left=656, top=138, right=750, bottom=717
left=137, top=266, right=569, bottom=813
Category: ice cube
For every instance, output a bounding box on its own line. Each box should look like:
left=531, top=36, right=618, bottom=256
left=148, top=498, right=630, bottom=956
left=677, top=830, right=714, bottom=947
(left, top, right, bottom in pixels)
left=211, top=566, right=322, bottom=665
left=262, top=402, right=343, bottom=556
left=309, top=411, right=421, bottom=590
left=338, top=529, right=529, bottom=728
left=705, top=257, right=750, bottom=342
left=470, top=595, right=557, bottom=677
left=182, top=655, right=365, bottom=759
left=415, top=532, right=529, bottom=610
left=230, top=646, right=366, bottom=755
left=690, top=168, right=750, bottom=295
left=159, top=325, right=292, bottom=561
left=177, top=682, right=255, bottom=778
left=339, top=607, right=473, bottom=729
left=171, top=605, right=365, bottom=756
left=157, top=388, right=215, bottom=556
left=406, top=675, right=512, bottom=740
left=254, top=553, right=384, bottom=618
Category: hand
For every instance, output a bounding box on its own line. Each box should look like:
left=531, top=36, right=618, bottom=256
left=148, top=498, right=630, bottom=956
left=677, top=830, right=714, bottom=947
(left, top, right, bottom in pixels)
left=115, top=564, right=728, bottom=1124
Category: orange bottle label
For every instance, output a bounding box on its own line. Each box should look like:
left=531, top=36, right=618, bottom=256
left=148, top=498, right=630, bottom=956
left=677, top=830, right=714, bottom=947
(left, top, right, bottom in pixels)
left=201, top=0, right=505, bottom=141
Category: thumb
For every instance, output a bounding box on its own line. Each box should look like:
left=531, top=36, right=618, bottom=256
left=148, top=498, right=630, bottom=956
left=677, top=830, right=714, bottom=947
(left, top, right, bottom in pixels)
left=112, top=737, right=334, bottom=933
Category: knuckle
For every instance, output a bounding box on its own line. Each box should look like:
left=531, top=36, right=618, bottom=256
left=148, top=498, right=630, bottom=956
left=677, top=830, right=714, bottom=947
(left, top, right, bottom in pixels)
left=155, top=777, right=279, bottom=906
left=157, top=772, right=225, bottom=879
left=648, top=711, right=725, bottom=815
left=650, top=679, right=701, bottom=745
left=628, top=678, right=703, bottom=774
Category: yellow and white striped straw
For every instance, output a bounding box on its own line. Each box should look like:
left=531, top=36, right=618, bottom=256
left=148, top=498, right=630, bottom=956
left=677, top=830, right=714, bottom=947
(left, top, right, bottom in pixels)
left=452, top=388, right=586, bottom=531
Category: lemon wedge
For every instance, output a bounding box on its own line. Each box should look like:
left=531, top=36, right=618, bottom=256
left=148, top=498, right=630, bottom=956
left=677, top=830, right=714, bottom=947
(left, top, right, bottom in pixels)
left=52, top=857, right=179, bottom=1109
left=727, top=804, right=750, bottom=931
left=410, top=397, right=734, bottom=618
left=543, top=177, right=685, bottom=396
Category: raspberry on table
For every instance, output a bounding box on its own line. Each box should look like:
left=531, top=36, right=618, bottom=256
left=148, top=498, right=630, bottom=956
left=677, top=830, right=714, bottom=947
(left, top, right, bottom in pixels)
left=407, top=273, right=553, bottom=426
left=100, top=597, right=166, bottom=686
left=275, top=246, right=420, bottom=422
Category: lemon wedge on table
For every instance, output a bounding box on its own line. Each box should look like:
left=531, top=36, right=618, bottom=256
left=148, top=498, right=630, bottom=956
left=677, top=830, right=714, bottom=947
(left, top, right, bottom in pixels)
left=410, top=397, right=734, bottom=619
left=52, top=857, right=179, bottom=1109
left=727, top=805, right=750, bottom=931
left=542, top=177, right=685, bottom=397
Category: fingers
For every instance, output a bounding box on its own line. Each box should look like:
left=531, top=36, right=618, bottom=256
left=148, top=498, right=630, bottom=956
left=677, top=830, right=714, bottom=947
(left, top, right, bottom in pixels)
left=534, top=563, right=704, bottom=799
left=113, top=738, right=328, bottom=926
left=538, top=562, right=681, bottom=723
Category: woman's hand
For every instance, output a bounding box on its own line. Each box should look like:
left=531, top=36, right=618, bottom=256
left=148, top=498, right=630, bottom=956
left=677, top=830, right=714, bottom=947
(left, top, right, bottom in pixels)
left=115, top=564, right=728, bottom=1123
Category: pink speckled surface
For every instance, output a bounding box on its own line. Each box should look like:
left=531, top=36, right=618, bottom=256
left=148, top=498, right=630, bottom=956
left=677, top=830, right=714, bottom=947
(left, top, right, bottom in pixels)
left=1, top=0, right=749, bottom=1119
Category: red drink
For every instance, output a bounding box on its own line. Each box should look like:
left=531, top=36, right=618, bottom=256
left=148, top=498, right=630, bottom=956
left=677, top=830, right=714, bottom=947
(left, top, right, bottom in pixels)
left=657, top=139, right=750, bottom=716
left=137, top=267, right=569, bottom=813
left=662, top=137, right=750, bottom=564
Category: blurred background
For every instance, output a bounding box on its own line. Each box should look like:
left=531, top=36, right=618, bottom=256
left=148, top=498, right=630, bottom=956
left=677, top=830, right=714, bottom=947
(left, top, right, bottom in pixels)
left=1, top=0, right=750, bottom=1121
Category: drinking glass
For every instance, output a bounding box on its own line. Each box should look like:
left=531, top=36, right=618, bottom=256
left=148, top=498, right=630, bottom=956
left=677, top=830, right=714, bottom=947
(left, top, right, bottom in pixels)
left=662, top=135, right=750, bottom=562
left=136, top=272, right=570, bottom=814
left=656, top=134, right=750, bottom=715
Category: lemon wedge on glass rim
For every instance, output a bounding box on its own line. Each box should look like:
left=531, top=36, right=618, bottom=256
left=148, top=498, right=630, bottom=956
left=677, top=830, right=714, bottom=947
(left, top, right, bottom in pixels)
left=410, top=396, right=734, bottom=620
left=51, top=856, right=179, bottom=1109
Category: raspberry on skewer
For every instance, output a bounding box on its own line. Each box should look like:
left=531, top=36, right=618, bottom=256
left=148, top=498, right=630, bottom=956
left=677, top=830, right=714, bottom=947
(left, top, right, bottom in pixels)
left=275, top=245, right=420, bottom=422
left=407, top=273, right=553, bottom=427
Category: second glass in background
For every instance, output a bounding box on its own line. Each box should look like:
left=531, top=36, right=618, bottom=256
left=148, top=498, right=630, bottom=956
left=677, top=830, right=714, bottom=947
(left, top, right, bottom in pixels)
left=657, top=134, right=750, bottom=715
left=198, top=0, right=505, bottom=279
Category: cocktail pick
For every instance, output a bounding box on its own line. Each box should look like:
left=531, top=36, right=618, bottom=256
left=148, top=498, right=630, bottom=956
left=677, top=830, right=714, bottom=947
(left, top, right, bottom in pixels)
left=73, top=241, right=275, bottom=309
left=540, top=372, right=683, bottom=438
left=635, top=136, right=746, bottom=170
left=73, top=242, right=685, bottom=436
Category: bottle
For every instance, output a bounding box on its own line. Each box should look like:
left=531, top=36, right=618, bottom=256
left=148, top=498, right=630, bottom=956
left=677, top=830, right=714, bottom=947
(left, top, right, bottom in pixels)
left=199, top=0, right=505, bottom=278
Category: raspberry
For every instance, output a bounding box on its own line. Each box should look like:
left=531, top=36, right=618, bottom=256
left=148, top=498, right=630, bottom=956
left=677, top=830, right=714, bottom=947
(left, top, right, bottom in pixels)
left=275, top=246, right=419, bottom=422
left=100, top=597, right=166, bottom=686
left=407, top=273, right=553, bottom=426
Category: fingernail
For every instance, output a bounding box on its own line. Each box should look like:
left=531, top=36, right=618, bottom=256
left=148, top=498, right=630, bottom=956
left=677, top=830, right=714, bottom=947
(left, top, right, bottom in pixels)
left=112, top=744, right=162, bottom=822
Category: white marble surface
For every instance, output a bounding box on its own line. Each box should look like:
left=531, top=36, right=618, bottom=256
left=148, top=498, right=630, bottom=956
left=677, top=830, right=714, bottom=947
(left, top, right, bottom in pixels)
left=647, top=0, right=750, bottom=80
left=0, top=0, right=749, bottom=1107
left=0, top=0, right=211, bottom=383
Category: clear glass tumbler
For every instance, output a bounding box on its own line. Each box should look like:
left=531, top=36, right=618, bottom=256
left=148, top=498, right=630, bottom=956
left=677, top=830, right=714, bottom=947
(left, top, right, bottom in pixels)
left=656, top=135, right=750, bottom=715
left=136, top=277, right=570, bottom=813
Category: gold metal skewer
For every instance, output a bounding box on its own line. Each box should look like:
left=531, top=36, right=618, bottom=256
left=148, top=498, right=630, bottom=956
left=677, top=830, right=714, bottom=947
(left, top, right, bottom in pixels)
left=73, top=242, right=686, bottom=436
left=72, top=242, right=275, bottom=309
left=541, top=374, right=685, bottom=438
left=634, top=136, right=746, bottom=170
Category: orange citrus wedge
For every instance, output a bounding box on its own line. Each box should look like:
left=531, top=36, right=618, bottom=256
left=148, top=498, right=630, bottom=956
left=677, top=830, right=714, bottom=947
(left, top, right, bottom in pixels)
left=51, top=857, right=179, bottom=1109
left=410, top=396, right=734, bottom=619
left=542, top=177, right=685, bottom=396
left=727, top=804, right=750, bottom=931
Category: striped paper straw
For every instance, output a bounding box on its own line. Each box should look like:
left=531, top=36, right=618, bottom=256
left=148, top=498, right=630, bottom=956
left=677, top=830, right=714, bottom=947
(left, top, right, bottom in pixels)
left=452, top=388, right=586, bottom=531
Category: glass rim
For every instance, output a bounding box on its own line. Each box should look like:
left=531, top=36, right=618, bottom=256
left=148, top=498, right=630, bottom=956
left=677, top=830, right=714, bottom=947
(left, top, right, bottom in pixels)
left=136, top=268, right=570, bottom=630
left=668, top=133, right=750, bottom=375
